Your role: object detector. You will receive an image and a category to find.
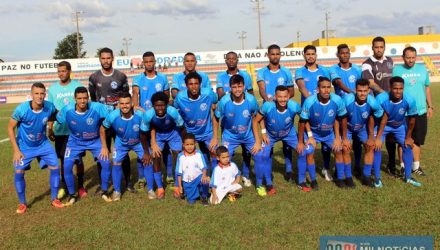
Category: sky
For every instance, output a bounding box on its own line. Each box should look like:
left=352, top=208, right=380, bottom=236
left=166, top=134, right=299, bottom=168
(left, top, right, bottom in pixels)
left=1, top=0, right=439, bottom=62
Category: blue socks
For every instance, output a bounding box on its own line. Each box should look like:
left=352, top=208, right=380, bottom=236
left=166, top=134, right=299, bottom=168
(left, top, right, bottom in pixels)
left=307, top=164, right=317, bottom=181
left=49, top=168, right=60, bottom=200
left=153, top=172, right=163, bottom=189
left=112, top=165, right=123, bottom=193
left=143, top=165, right=154, bottom=191
left=14, top=172, right=26, bottom=204
left=363, top=164, right=372, bottom=178
left=283, top=142, right=293, bottom=173
left=336, top=162, right=344, bottom=180
left=344, top=163, right=352, bottom=178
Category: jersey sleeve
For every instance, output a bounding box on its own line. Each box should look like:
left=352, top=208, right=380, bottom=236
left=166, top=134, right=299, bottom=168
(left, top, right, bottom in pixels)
left=171, top=74, right=180, bottom=90
left=295, top=67, right=304, bottom=81
left=215, top=73, right=223, bottom=89
left=175, top=153, right=183, bottom=176
left=282, top=67, right=294, bottom=87
left=197, top=150, right=208, bottom=171
left=375, top=92, right=388, bottom=107
left=168, top=106, right=184, bottom=127
left=121, top=74, right=129, bottom=93
left=256, top=68, right=265, bottom=83
left=201, top=72, right=211, bottom=89
left=214, top=96, right=226, bottom=119
left=361, top=61, right=374, bottom=80
left=248, top=94, right=259, bottom=115
left=405, top=94, right=418, bottom=116
left=422, top=65, right=431, bottom=87
left=329, top=65, right=340, bottom=81
left=366, top=95, right=384, bottom=118
left=88, top=74, right=97, bottom=102
left=210, top=167, right=218, bottom=188
left=142, top=109, right=154, bottom=131
left=210, top=88, right=218, bottom=104
left=96, top=103, right=109, bottom=119
left=56, top=105, right=67, bottom=124
left=231, top=162, right=241, bottom=177
left=321, top=66, right=330, bottom=78
left=287, top=100, right=302, bottom=116
left=135, top=110, right=148, bottom=132
left=132, top=74, right=140, bottom=87
left=243, top=72, right=253, bottom=91
left=300, top=97, right=313, bottom=120
left=259, top=101, right=271, bottom=116
left=160, top=74, right=170, bottom=90
left=102, top=110, right=117, bottom=128
left=47, top=84, right=55, bottom=103
left=332, top=94, right=347, bottom=117
left=343, top=93, right=355, bottom=107
left=11, top=103, right=25, bottom=121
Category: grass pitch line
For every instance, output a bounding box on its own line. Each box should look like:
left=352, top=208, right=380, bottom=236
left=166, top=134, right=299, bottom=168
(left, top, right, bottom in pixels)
left=0, top=138, right=10, bottom=143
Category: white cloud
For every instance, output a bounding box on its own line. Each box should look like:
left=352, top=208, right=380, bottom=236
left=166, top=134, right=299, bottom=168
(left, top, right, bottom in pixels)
left=136, top=0, right=218, bottom=19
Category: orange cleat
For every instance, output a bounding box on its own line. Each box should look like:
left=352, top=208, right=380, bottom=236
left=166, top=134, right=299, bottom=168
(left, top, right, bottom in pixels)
left=16, top=204, right=27, bottom=214
left=51, top=199, right=64, bottom=208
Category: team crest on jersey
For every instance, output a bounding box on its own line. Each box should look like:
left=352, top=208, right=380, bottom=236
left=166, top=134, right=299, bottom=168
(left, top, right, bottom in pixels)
left=86, top=117, right=94, bottom=125
left=27, top=134, right=35, bottom=141
left=362, top=111, right=369, bottom=119
left=277, top=77, right=285, bottom=85
left=155, top=83, right=162, bottom=91
left=145, top=100, right=152, bottom=109
left=328, top=109, right=335, bottom=117
left=375, top=72, right=383, bottom=81
left=242, top=109, right=250, bottom=118
left=200, top=103, right=208, bottom=111
left=399, top=108, right=405, bottom=115
left=285, top=117, right=292, bottom=124
left=349, top=75, right=356, bottom=83
left=42, top=117, right=48, bottom=125
left=133, top=124, right=139, bottom=132
left=111, top=81, right=118, bottom=89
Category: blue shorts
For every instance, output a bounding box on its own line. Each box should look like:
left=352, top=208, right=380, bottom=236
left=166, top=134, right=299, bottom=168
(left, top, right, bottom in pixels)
left=347, top=128, right=368, bottom=143
left=222, top=135, right=256, bottom=155
left=65, top=137, right=102, bottom=161
left=268, top=131, right=298, bottom=149
left=381, top=125, right=406, bottom=146
left=156, top=129, right=182, bottom=151
left=113, top=143, right=144, bottom=164
left=15, top=142, right=58, bottom=171
left=308, top=132, right=335, bottom=149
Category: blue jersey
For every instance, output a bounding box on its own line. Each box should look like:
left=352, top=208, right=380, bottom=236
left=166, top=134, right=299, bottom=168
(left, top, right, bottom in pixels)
left=171, top=71, right=211, bottom=91
left=329, top=63, right=362, bottom=97
left=132, top=72, right=169, bottom=110
left=215, top=93, right=259, bottom=141
left=57, top=102, right=108, bottom=141
left=256, top=66, right=293, bottom=100
left=174, top=88, right=218, bottom=139
left=216, top=70, right=253, bottom=94
left=300, top=93, right=347, bottom=137
left=343, top=93, right=383, bottom=132
left=12, top=101, right=56, bottom=150
left=295, top=65, right=330, bottom=103
left=260, top=100, right=301, bottom=139
left=376, top=92, right=417, bottom=128
left=143, top=106, right=184, bottom=133
left=103, top=109, right=147, bottom=147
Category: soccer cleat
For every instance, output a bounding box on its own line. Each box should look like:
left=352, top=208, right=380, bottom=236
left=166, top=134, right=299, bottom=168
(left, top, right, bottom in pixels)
left=65, top=195, right=77, bottom=206
left=386, top=167, right=400, bottom=178
left=344, top=177, right=356, bottom=189
left=335, top=179, right=346, bottom=188
left=322, top=169, right=333, bottom=182
left=266, top=186, right=277, bottom=196
left=94, top=186, right=104, bottom=197
left=101, top=192, right=113, bottom=202
left=412, top=167, right=426, bottom=176
left=148, top=190, right=157, bottom=200
left=311, top=180, right=319, bottom=190
left=228, top=194, right=237, bottom=202
left=51, top=199, right=64, bottom=208
left=112, top=191, right=121, bottom=201
left=156, top=188, right=165, bottom=199
left=135, top=178, right=146, bottom=191
left=298, top=182, right=311, bottom=192
left=256, top=186, right=267, bottom=197
left=361, top=176, right=374, bottom=188
left=242, top=176, right=252, bottom=187
left=126, top=184, right=137, bottom=194
left=78, top=187, right=88, bottom=199
left=16, top=204, right=27, bottom=214
left=172, top=188, right=181, bottom=199
left=405, top=178, right=422, bottom=187
left=57, top=187, right=66, bottom=200
left=201, top=197, right=209, bottom=206
left=374, top=179, right=383, bottom=188
left=166, top=176, right=174, bottom=184
left=284, top=172, right=293, bottom=182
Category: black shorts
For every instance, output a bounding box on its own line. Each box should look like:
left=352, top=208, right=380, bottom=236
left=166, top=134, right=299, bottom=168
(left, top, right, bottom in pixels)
left=54, top=135, right=69, bottom=160
left=411, top=114, right=428, bottom=146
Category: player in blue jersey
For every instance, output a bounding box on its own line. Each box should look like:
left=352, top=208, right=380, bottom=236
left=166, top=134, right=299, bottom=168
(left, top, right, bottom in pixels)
left=374, top=76, right=421, bottom=187
left=342, top=79, right=384, bottom=188
left=8, top=82, right=64, bottom=214
left=256, top=44, right=295, bottom=182
left=132, top=51, right=170, bottom=190
left=254, top=85, right=315, bottom=192
left=174, top=72, right=219, bottom=171
left=101, top=93, right=151, bottom=201
left=171, top=52, right=211, bottom=99
left=298, top=77, right=349, bottom=188
left=329, top=44, right=364, bottom=178
left=295, top=45, right=333, bottom=181
left=215, top=75, right=268, bottom=195
left=217, top=51, right=254, bottom=187
left=145, top=92, right=185, bottom=199
left=47, top=61, right=87, bottom=199
left=57, top=87, right=112, bottom=204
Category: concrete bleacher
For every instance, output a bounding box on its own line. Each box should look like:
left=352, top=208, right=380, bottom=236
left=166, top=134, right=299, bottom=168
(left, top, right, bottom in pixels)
left=1, top=54, right=439, bottom=103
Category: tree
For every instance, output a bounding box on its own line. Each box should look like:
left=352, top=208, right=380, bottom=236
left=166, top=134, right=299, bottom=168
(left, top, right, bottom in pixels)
left=53, top=32, right=87, bottom=59
left=118, top=50, right=126, bottom=56
left=95, top=48, right=103, bottom=58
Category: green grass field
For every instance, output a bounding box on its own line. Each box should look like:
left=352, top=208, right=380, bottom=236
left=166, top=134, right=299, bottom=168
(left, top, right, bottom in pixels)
left=0, top=86, right=439, bottom=249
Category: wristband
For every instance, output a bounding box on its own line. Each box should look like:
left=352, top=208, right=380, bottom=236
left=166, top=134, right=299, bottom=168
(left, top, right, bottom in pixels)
left=307, top=131, right=313, bottom=137
left=261, top=129, right=267, bottom=134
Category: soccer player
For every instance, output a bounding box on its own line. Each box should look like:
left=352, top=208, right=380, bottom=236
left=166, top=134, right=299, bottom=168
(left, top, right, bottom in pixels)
left=392, top=46, right=433, bottom=176
left=174, top=72, right=219, bottom=171
left=342, top=79, right=384, bottom=188
left=361, top=37, right=397, bottom=177
left=215, top=75, right=267, bottom=195
left=8, top=82, right=64, bottom=214
left=132, top=51, right=170, bottom=190
left=210, top=146, right=242, bottom=205
left=57, top=87, right=112, bottom=204
left=374, top=76, right=421, bottom=187
left=254, top=85, right=315, bottom=192
left=144, top=92, right=185, bottom=199
left=176, top=133, right=210, bottom=205
left=88, top=47, right=134, bottom=193
left=216, top=51, right=254, bottom=187
left=101, top=93, right=151, bottom=201
left=47, top=61, right=86, bottom=199
left=295, top=45, right=333, bottom=181
left=329, top=44, right=363, bottom=177
left=298, top=77, right=349, bottom=188
left=171, top=52, right=211, bottom=99
left=256, top=44, right=295, bottom=182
